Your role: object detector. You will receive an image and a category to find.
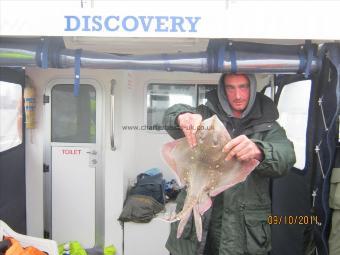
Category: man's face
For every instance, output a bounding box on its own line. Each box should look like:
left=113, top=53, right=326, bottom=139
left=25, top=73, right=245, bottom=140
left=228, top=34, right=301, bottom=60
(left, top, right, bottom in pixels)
left=224, top=74, right=250, bottom=115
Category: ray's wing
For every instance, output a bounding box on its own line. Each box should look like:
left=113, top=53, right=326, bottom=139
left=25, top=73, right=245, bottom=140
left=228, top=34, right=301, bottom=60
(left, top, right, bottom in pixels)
left=161, top=138, right=193, bottom=186
left=161, top=140, right=178, bottom=172
left=209, top=159, right=259, bottom=197
left=206, top=115, right=259, bottom=197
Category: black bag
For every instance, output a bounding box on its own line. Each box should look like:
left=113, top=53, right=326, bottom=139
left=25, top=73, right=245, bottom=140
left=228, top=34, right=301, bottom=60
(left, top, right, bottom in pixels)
left=118, top=173, right=165, bottom=223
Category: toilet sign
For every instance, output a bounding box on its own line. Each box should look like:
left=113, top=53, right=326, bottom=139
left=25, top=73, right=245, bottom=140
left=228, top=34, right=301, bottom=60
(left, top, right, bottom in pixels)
left=62, top=149, right=81, bottom=155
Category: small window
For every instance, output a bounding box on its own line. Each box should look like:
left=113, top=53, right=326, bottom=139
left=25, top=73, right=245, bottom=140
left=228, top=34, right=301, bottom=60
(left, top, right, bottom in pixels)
left=0, top=81, right=22, bottom=152
left=277, top=80, right=312, bottom=170
left=51, top=84, right=96, bottom=143
left=146, top=83, right=217, bottom=129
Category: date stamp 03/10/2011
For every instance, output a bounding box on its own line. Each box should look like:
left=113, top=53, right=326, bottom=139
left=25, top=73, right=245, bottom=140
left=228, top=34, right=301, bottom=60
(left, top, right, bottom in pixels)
left=267, top=215, right=321, bottom=225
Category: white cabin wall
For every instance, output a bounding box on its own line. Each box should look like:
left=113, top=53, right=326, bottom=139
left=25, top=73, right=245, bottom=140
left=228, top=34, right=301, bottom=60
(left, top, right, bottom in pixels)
left=120, top=72, right=139, bottom=195
left=100, top=70, right=126, bottom=253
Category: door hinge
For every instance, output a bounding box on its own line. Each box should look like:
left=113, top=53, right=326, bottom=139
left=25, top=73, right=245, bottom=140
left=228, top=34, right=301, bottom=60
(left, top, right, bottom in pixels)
left=43, top=95, right=50, bottom=104
left=43, top=164, right=49, bottom=173
left=44, top=230, right=50, bottom=239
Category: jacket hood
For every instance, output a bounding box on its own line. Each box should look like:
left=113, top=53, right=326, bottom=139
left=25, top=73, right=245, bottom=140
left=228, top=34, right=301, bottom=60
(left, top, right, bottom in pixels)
left=217, top=73, right=257, bottom=119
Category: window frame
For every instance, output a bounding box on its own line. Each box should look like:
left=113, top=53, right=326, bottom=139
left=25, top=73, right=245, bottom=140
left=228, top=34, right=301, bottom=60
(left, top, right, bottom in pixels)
left=44, top=78, right=103, bottom=148
left=144, top=80, right=217, bottom=133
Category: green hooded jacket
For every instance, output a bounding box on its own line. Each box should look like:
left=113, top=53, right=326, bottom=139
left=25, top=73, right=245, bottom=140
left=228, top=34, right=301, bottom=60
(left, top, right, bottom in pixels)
left=163, top=74, right=296, bottom=255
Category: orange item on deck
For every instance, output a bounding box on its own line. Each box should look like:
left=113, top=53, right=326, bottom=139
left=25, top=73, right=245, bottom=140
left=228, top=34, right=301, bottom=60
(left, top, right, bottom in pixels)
left=23, top=246, right=46, bottom=255
left=4, top=237, right=46, bottom=255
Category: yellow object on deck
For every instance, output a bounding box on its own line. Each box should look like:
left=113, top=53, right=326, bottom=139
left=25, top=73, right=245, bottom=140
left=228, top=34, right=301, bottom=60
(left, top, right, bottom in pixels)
left=104, top=245, right=116, bottom=255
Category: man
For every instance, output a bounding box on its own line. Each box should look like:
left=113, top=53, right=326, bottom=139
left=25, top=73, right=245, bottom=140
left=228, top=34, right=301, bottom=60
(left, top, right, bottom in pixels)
left=163, top=73, right=296, bottom=255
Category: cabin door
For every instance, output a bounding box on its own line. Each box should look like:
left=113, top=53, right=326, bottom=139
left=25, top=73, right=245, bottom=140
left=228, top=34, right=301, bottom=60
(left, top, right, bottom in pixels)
left=45, top=80, right=102, bottom=248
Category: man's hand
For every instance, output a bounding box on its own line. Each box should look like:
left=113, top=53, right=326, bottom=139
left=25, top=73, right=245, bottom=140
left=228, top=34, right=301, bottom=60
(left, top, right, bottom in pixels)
left=177, top=113, right=202, bottom=148
left=223, top=135, right=263, bottom=162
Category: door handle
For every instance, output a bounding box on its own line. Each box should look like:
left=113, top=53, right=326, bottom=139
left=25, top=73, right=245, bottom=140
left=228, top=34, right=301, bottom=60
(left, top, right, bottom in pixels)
left=86, top=150, right=97, bottom=155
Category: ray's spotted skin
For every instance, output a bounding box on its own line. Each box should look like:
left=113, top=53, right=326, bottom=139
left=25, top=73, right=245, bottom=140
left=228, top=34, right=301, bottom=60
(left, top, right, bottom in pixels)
left=162, top=115, right=259, bottom=242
